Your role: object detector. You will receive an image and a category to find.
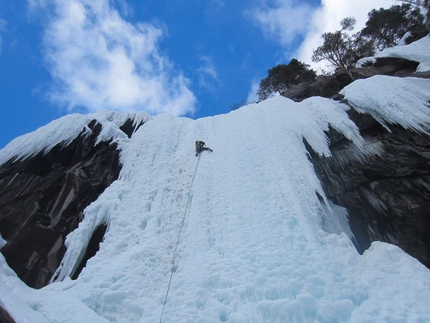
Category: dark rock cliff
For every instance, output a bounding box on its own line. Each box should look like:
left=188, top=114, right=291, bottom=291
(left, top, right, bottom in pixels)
left=282, top=51, right=430, bottom=269
left=0, top=117, right=144, bottom=289
left=0, top=306, right=16, bottom=323
left=311, top=110, right=430, bottom=268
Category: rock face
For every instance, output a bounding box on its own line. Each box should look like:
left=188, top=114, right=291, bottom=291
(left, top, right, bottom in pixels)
left=0, top=118, right=143, bottom=289
left=282, top=55, right=430, bottom=269
left=0, top=306, right=16, bottom=323
left=310, top=109, right=430, bottom=269
left=282, top=57, right=423, bottom=102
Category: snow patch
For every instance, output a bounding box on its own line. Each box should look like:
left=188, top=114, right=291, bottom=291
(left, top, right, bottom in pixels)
left=355, top=56, right=375, bottom=68
left=341, top=76, right=430, bottom=132
left=0, top=110, right=151, bottom=166
left=355, top=36, right=430, bottom=71
left=375, top=36, right=430, bottom=72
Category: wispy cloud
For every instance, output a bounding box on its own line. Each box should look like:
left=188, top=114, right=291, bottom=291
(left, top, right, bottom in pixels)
left=113, top=0, right=133, bottom=17
left=0, top=19, right=6, bottom=55
left=197, top=55, right=220, bottom=94
left=246, top=80, right=259, bottom=104
left=249, top=0, right=315, bottom=46
left=28, top=0, right=196, bottom=116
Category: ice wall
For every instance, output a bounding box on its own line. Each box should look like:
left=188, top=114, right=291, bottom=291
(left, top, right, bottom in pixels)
left=1, top=94, right=429, bottom=323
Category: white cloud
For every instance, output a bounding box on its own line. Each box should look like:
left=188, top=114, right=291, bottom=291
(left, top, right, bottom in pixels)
left=29, top=0, right=196, bottom=116
left=249, top=0, right=315, bottom=45
left=250, top=0, right=395, bottom=72
left=295, top=0, right=395, bottom=72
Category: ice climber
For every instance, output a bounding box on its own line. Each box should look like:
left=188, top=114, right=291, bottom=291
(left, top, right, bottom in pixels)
left=195, top=141, right=213, bottom=156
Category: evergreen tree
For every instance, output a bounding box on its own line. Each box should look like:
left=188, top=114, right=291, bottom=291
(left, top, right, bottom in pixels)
left=361, top=4, right=425, bottom=51
left=400, top=0, right=430, bottom=32
left=257, top=59, right=316, bottom=101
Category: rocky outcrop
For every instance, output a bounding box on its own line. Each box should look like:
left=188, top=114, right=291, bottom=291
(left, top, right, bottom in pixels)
left=281, top=74, right=352, bottom=102
left=282, top=56, right=423, bottom=102
left=0, top=117, right=144, bottom=289
left=352, top=57, right=420, bottom=79
left=0, top=306, right=16, bottom=323
left=310, top=109, right=430, bottom=269
left=283, top=52, right=430, bottom=269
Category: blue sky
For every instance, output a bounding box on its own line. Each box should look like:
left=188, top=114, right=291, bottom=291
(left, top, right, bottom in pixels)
left=0, top=0, right=392, bottom=149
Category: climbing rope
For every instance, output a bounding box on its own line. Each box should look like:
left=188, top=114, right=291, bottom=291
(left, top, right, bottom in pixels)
left=159, top=155, right=201, bottom=323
